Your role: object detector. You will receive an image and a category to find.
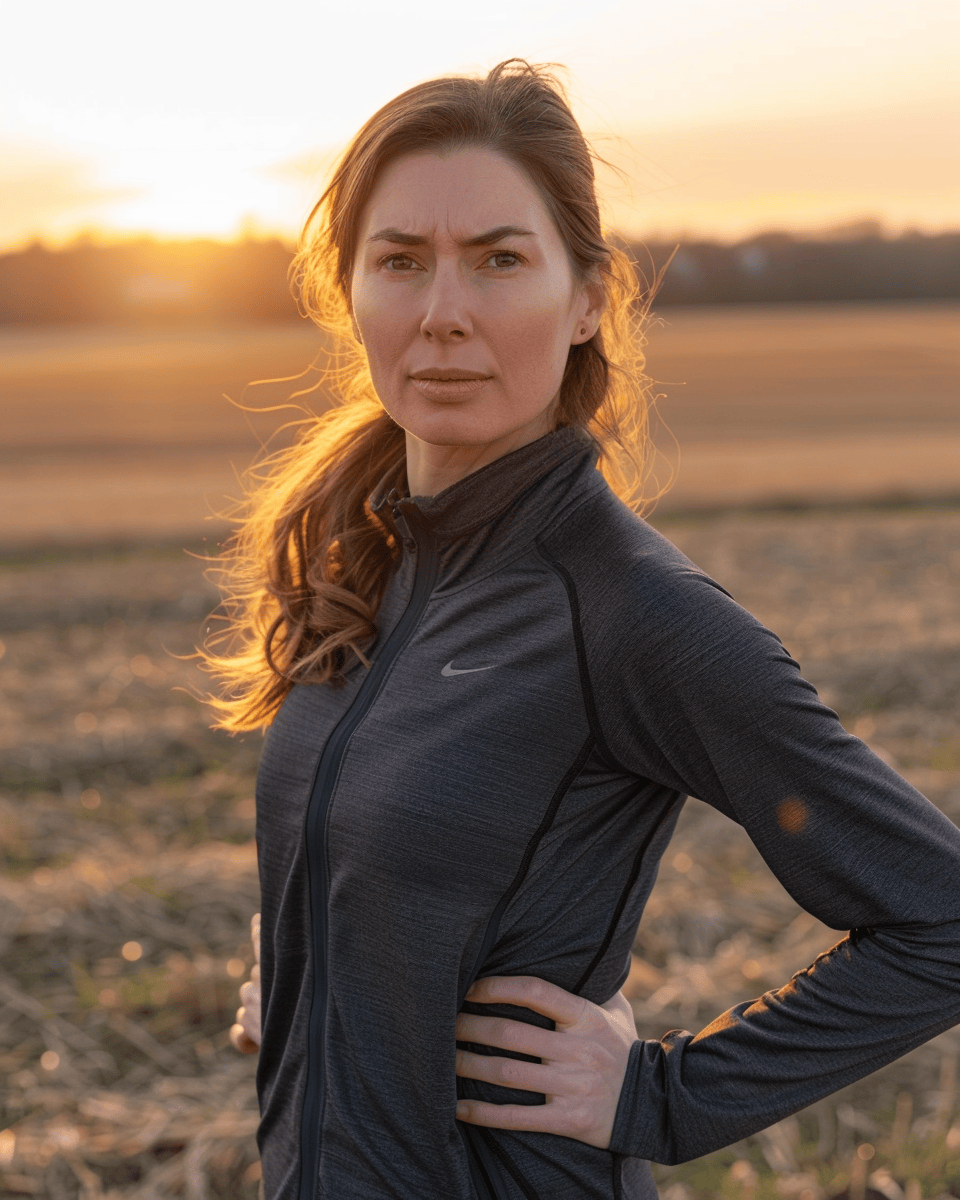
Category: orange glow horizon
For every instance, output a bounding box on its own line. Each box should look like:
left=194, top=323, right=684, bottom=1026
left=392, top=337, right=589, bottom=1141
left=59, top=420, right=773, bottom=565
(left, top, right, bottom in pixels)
left=7, top=209, right=958, bottom=262
left=2, top=0, right=957, bottom=254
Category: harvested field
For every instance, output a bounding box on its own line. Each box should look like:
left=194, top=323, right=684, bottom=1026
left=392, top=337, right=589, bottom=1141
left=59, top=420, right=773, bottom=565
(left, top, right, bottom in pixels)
left=0, top=302, right=958, bottom=547
left=2, top=302, right=959, bottom=1196
left=1, top=503, right=959, bottom=1197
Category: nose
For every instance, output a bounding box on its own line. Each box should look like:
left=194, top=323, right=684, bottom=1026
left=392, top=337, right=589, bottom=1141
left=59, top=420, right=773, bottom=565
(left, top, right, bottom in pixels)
left=419, top=265, right=472, bottom=342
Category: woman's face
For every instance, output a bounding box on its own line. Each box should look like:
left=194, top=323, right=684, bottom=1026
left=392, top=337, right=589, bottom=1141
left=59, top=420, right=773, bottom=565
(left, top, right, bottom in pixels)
left=350, top=147, right=601, bottom=456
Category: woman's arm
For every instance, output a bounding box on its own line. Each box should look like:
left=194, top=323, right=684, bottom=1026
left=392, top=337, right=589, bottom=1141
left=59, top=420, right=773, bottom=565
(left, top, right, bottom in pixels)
left=468, top=512, right=960, bottom=1163
left=229, top=912, right=262, bottom=1054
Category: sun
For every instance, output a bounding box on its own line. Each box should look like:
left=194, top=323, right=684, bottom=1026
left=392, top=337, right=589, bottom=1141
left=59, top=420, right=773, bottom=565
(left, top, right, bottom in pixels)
left=99, top=166, right=302, bottom=243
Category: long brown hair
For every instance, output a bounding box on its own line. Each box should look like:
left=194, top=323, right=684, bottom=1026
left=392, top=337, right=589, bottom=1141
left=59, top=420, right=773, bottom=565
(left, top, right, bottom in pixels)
left=201, top=59, right=663, bottom=731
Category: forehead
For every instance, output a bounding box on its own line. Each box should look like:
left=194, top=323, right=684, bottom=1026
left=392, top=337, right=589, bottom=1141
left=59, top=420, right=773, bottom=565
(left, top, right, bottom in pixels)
left=357, top=146, right=561, bottom=241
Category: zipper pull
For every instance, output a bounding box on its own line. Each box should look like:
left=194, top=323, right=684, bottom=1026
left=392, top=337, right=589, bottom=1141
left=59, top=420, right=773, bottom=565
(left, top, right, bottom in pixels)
left=391, top=502, right=418, bottom=553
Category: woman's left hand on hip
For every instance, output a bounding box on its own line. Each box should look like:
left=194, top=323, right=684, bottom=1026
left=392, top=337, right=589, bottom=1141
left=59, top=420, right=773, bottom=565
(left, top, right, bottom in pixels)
left=455, top=975, right=638, bottom=1149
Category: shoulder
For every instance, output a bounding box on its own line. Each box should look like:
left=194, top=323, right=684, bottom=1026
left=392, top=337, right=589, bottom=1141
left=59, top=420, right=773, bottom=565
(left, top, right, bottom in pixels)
left=536, top=479, right=825, bottom=790
left=536, top=480, right=757, bottom=657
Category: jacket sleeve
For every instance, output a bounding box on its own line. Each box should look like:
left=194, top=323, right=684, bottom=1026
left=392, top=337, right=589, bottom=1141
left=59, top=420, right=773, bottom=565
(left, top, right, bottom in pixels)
left=546, top=514, right=960, bottom=1165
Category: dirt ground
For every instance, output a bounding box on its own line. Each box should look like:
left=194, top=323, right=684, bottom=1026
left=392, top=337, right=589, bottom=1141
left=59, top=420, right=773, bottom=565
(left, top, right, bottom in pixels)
left=1, top=501, right=959, bottom=1198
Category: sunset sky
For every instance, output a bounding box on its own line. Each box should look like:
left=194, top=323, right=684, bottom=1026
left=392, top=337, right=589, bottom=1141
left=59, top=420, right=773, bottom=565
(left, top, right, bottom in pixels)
left=2, top=0, right=958, bottom=251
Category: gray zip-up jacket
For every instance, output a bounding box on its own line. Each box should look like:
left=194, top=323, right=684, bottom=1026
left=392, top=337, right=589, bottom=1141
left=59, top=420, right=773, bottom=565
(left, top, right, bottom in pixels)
left=254, top=426, right=960, bottom=1200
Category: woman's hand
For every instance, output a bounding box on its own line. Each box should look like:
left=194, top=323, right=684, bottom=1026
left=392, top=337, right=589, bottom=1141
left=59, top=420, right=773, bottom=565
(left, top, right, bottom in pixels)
left=229, top=913, right=261, bottom=1054
left=455, top=975, right=639, bottom=1150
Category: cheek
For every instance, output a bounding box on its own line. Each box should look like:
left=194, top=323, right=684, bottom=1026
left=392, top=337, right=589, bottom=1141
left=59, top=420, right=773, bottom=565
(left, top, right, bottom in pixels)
left=352, top=292, right=408, bottom=369
left=494, top=299, right=574, bottom=377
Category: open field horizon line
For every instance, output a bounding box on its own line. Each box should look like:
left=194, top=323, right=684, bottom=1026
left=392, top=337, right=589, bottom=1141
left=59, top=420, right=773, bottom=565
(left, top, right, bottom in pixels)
left=3, top=491, right=960, bottom=564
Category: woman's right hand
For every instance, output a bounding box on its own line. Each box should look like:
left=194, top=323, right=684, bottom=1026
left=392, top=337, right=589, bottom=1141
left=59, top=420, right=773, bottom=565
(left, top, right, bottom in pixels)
left=229, top=912, right=262, bottom=1054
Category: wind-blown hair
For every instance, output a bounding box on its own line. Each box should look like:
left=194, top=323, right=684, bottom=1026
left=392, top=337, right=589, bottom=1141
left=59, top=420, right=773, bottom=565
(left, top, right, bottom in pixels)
left=201, top=59, right=662, bottom=730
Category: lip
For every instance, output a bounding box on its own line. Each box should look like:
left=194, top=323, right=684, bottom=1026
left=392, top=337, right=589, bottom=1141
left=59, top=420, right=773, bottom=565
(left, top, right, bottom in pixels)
left=409, top=369, right=492, bottom=399
left=410, top=368, right=490, bottom=381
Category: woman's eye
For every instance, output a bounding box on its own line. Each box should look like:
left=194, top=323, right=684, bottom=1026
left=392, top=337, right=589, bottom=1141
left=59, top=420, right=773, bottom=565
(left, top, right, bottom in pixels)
left=380, top=254, right=418, bottom=271
left=486, top=251, right=521, bottom=269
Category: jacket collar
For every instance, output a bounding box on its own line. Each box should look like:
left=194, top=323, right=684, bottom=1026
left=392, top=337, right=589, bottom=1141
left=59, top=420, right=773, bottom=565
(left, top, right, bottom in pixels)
left=369, top=426, right=598, bottom=541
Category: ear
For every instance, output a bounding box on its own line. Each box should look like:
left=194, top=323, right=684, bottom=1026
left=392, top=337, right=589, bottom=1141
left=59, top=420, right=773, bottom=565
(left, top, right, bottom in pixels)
left=570, top=276, right=605, bottom=345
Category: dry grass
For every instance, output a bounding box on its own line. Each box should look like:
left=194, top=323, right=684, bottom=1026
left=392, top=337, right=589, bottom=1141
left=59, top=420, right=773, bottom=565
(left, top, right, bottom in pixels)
left=1, top=503, right=959, bottom=1197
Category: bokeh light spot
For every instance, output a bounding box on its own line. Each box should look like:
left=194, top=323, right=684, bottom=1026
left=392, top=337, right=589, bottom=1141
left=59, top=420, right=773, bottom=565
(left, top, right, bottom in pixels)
left=777, top=797, right=808, bottom=834
left=0, top=1128, right=15, bottom=1166
left=122, top=941, right=143, bottom=962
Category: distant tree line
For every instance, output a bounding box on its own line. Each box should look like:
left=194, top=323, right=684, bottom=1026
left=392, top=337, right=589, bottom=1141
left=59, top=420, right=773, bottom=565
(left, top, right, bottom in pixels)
left=633, top=223, right=960, bottom=307
left=0, top=226, right=957, bottom=325
left=0, top=238, right=297, bottom=325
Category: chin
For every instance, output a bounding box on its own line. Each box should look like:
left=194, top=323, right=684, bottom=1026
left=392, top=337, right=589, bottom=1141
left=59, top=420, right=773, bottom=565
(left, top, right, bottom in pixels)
left=401, top=406, right=525, bottom=449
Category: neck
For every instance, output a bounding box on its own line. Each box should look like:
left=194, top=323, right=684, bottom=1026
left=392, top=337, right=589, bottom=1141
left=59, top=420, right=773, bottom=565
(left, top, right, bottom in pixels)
left=404, top=416, right=557, bottom=498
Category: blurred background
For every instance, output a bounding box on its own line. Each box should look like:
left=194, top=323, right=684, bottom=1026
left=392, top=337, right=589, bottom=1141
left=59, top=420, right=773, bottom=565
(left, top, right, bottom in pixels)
left=1, top=1, right=958, bottom=1197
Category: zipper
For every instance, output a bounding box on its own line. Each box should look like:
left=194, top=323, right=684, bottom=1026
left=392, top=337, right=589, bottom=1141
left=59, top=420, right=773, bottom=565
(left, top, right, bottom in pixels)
left=298, top=503, right=438, bottom=1200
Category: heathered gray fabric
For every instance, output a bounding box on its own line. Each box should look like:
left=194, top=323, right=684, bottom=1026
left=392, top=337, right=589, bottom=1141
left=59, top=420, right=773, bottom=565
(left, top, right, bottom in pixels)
left=254, top=426, right=960, bottom=1199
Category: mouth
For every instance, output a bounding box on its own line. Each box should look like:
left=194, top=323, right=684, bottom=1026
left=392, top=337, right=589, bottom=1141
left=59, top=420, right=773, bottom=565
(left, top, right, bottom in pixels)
left=410, top=369, right=490, bottom=381
left=409, top=369, right=491, bottom=398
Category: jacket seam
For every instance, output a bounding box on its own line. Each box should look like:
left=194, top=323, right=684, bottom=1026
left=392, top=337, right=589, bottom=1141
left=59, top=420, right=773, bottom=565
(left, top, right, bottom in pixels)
left=434, top=477, right=608, bottom=600
left=462, top=733, right=595, bottom=1004
left=478, top=1128, right=541, bottom=1200
left=612, top=1153, right=624, bottom=1200
left=459, top=1124, right=499, bottom=1200
left=534, top=541, right=631, bottom=776
left=571, top=817, right=671, bottom=996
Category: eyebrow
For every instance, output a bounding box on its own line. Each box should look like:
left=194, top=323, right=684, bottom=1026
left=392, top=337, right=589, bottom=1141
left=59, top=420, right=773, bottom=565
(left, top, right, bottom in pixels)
left=366, top=224, right=536, bottom=248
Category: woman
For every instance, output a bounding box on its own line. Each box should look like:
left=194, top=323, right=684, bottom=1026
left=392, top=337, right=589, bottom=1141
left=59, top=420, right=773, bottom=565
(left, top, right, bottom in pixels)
left=214, top=60, right=960, bottom=1200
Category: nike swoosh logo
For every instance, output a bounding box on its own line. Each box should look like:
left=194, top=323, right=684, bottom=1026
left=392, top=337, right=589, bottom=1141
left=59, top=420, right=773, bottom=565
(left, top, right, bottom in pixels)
left=441, top=661, right=498, bottom=677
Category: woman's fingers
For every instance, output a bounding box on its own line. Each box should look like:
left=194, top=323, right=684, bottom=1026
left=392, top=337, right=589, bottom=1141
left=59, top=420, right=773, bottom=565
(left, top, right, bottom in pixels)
left=239, top=978, right=259, bottom=1010
left=456, top=1011, right=559, bottom=1061
left=229, top=915, right=263, bottom=1054
left=229, top=1016, right=259, bottom=1054
left=465, top=975, right=588, bottom=1029
left=231, top=985, right=262, bottom=1052
left=456, top=976, right=638, bottom=1149
left=456, top=1097, right=588, bottom=1138
left=455, top=1047, right=563, bottom=1094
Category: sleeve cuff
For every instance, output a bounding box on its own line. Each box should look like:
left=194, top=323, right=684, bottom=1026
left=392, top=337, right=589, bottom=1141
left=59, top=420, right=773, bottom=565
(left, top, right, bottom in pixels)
left=608, top=1036, right=669, bottom=1160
